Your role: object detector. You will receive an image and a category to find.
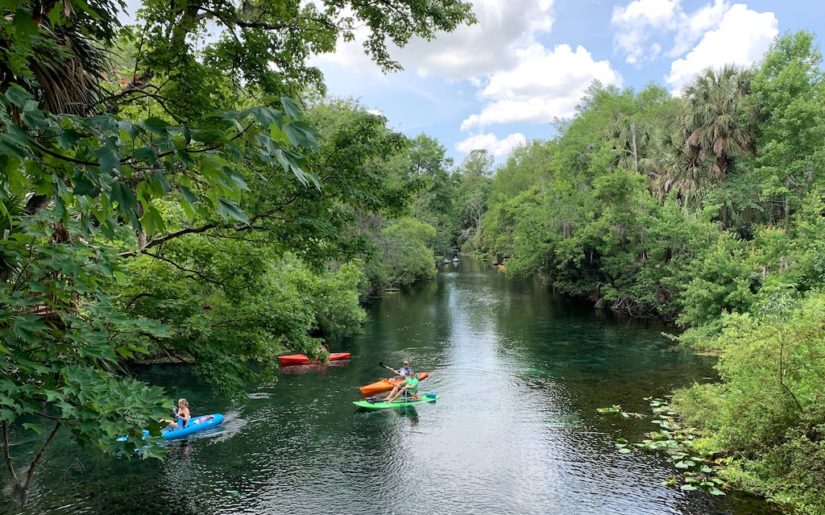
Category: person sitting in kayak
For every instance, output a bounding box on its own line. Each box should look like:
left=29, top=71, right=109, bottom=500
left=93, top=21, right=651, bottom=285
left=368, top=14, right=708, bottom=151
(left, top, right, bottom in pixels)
left=384, top=374, right=420, bottom=403
left=389, top=360, right=413, bottom=378
left=168, top=398, right=191, bottom=429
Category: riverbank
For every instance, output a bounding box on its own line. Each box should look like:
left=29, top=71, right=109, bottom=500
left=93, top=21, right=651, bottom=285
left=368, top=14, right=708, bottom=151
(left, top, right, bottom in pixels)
left=3, top=260, right=774, bottom=514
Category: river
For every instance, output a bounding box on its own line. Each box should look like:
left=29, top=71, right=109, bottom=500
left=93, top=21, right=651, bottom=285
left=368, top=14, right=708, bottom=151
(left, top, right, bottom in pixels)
left=12, top=259, right=774, bottom=514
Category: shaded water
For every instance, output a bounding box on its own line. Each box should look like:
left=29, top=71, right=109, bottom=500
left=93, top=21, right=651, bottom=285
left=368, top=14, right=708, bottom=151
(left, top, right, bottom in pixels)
left=10, top=260, right=774, bottom=514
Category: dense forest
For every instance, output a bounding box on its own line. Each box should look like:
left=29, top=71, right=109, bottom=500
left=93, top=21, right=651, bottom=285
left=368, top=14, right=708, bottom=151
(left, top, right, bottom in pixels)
left=473, top=32, right=825, bottom=514
left=1, top=0, right=823, bottom=511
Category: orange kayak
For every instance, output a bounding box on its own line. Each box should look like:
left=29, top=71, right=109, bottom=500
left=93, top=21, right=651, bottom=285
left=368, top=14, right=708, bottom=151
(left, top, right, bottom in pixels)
left=359, top=372, right=430, bottom=395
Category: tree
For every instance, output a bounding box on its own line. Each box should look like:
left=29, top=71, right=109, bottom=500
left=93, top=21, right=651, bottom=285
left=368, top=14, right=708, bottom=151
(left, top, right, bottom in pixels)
left=454, top=149, right=493, bottom=250
left=749, top=31, right=825, bottom=227
left=0, top=0, right=475, bottom=506
left=407, top=134, right=457, bottom=258
left=679, top=65, right=755, bottom=182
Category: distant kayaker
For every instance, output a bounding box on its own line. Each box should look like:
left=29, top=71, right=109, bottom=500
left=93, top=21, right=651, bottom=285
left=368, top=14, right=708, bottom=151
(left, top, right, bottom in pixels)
left=384, top=373, right=420, bottom=403
left=169, top=398, right=191, bottom=429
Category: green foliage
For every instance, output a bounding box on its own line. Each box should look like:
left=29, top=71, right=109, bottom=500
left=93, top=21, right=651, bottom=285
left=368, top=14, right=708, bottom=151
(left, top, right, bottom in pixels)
left=475, top=31, right=825, bottom=512
left=0, top=0, right=474, bottom=506
left=407, top=134, right=458, bottom=258
left=749, top=31, right=825, bottom=228
left=453, top=150, right=493, bottom=252
left=369, top=217, right=437, bottom=289
left=673, top=292, right=825, bottom=512
left=0, top=215, right=171, bottom=473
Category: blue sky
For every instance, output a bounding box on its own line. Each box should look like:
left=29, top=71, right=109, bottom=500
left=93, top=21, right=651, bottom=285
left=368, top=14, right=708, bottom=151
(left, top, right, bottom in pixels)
left=313, top=0, right=825, bottom=163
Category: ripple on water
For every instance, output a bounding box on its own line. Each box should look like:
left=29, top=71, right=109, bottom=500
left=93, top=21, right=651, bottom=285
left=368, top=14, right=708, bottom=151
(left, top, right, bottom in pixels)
left=13, top=261, right=775, bottom=515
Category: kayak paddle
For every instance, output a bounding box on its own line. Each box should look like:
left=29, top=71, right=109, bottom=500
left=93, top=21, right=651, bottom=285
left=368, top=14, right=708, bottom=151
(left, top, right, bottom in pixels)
left=379, top=361, right=397, bottom=374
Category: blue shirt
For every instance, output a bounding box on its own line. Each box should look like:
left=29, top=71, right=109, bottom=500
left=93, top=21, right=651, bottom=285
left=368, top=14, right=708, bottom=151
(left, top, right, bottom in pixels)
left=399, top=366, right=412, bottom=377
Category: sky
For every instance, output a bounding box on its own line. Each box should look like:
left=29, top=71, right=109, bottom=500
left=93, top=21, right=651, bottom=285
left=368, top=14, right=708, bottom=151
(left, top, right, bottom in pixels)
left=311, top=0, right=825, bottom=163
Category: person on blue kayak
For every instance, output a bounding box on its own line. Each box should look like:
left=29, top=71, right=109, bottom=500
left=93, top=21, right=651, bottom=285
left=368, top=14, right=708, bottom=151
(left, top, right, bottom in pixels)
left=385, top=373, right=420, bottom=403
left=168, top=398, right=191, bottom=429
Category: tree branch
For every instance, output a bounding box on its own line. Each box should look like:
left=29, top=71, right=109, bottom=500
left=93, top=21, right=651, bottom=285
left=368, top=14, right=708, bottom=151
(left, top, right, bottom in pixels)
left=120, top=190, right=304, bottom=257
left=142, top=251, right=226, bottom=287
left=21, top=421, right=61, bottom=502
left=2, top=421, right=18, bottom=482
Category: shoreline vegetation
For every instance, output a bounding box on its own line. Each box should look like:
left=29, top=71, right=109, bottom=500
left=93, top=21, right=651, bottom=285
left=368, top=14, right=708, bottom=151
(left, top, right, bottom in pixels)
left=470, top=31, right=825, bottom=514
left=0, top=0, right=822, bottom=510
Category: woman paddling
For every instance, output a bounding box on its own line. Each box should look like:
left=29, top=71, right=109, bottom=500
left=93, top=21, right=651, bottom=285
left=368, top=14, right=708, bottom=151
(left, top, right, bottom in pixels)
left=168, top=398, right=190, bottom=429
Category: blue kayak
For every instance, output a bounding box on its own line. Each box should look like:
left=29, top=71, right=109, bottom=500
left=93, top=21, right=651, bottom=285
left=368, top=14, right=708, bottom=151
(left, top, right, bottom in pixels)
left=118, top=414, right=224, bottom=441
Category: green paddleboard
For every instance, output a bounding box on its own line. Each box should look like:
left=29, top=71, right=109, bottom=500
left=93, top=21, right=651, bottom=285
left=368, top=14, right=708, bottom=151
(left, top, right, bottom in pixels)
left=353, top=394, right=439, bottom=410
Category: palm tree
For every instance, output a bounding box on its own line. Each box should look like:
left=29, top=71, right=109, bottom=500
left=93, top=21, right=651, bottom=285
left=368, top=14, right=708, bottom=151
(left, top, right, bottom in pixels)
left=650, top=131, right=705, bottom=208
left=679, top=65, right=755, bottom=181
left=1, top=2, right=111, bottom=115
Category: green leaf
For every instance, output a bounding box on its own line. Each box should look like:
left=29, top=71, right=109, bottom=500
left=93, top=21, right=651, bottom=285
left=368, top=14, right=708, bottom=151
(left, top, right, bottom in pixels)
left=245, top=107, right=283, bottom=128
left=21, top=100, right=48, bottom=130
left=280, top=96, right=303, bottom=120
left=57, top=128, right=81, bottom=150
left=708, top=487, right=726, bottom=496
left=95, top=141, right=120, bottom=175
left=283, top=121, right=319, bottom=149
left=5, top=84, right=32, bottom=108
left=140, top=203, right=166, bottom=236
left=179, top=184, right=198, bottom=209
left=680, top=484, right=698, bottom=492
left=152, top=171, right=171, bottom=194
left=217, top=197, right=249, bottom=224
left=133, top=147, right=158, bottom=164
left=142, top=117, right=170, bottom=135
left=22, top=422, right=45, bottom=435
left=118, top=120, right=139, bottom=139
left=109, top=182, right=139, bottom=229
left=72, top=170, right=98, bottom=197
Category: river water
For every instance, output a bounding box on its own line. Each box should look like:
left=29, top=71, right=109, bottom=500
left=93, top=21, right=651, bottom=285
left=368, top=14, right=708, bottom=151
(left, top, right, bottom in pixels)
left=12, top=260, right=774, bottom=514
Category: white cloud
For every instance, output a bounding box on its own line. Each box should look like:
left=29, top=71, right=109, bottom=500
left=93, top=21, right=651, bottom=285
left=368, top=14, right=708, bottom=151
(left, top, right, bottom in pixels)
left=460, top=44, right=622, bottom=130
left=611, top=0, right=762, bottom=66
left=669, top=0, right=730, bottom=56
left=456, top=132, right=527, bottom=157
left=397, top=0, right=554, bottom=79
left=315, top=0, right=555, bottom=81
left=666, top=4, right=778, bottom=93
left=612, top=0, right=681, bottom=64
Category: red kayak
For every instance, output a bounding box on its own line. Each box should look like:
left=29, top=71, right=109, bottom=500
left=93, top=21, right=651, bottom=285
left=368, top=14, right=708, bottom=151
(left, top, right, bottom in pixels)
left=359, top=372, right=430, bottom=395
left=278, top=352, right=351, bottom=366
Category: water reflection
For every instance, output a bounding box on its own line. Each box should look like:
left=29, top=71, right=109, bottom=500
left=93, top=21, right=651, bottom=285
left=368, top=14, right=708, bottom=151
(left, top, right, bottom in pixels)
left=11, top=259, right=772, bottom=515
